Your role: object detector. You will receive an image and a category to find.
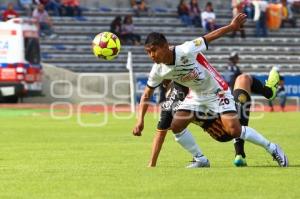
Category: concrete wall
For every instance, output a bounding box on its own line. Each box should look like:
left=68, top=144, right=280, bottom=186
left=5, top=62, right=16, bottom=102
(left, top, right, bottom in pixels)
left=23, top=64, right=131, bottom=104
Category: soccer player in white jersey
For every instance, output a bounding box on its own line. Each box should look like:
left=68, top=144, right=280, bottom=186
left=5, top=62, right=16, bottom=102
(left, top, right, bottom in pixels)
left=132, top=13, right=288, bottom=168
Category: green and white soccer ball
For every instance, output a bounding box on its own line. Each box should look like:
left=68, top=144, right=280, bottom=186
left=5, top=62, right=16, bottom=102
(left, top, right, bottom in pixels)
left=92, top=32, right=121, bottom=60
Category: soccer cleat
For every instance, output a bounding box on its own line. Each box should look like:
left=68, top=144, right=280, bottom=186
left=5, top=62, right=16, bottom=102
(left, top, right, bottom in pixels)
left=271, top=144, right=288, bottom=167
left=233, top=155, right=247, bottom=167
left=265, top=67, right=280, bottom=100
left=186, top=155, right=210, bottom=168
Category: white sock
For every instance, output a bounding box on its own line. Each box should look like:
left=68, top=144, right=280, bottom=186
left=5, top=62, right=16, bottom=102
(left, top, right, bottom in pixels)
left=240, top=126, right=276, bottom=154
left=174, top=128, right=203, bottom=158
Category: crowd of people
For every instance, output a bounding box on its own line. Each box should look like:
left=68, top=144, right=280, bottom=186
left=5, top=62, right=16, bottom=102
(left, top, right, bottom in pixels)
left=177, top=0, right=298, bottom=37
left=110, top=15, right=141, bottom=45
left=1, top=0, right=298, bottom=41
left=1, top=0, right=83, bottom=20
left=233, top=0, right=298, bottom=38
left=18, top=0, right=82, bottom=17
left=1, top=1, right=83, bottom=38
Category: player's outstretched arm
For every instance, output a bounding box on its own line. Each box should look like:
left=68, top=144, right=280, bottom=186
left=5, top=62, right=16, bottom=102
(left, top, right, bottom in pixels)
left=132, top=86, right=154, bottom=136
left=148, top=130, right=168, bottom=167
left=203, top=13, right=247, bottom=43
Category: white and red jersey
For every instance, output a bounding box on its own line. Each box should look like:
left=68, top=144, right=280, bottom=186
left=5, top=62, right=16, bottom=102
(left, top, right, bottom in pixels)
left=147, top=37, right=228, bottom=97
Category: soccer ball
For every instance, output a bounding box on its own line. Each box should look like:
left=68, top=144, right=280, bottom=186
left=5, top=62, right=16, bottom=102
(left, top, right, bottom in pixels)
left=92, top=32, right=121, bottom=60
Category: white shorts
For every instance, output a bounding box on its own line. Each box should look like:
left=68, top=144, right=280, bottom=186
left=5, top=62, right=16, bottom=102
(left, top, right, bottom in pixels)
left=177, top=90, right=237, bottom=114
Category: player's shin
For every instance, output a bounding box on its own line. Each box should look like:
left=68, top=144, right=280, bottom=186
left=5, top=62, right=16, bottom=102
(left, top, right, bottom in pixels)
left=233, top=138, right=245, bottom=158
left=174, top=129, right=210, bottom=168
left=233, top=88, right=251, bottom=158
left=239, top=126, right=276, bottom=153
left=174, top=129, right=203, bottom=159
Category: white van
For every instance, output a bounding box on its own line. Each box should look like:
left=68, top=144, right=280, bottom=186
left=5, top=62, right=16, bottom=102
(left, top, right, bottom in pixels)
left=0, top=17, right=42, bottom=102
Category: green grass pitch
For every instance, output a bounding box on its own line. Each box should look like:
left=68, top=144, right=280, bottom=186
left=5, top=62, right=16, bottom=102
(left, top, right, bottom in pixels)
left=0, top=109, right=299, bottom=199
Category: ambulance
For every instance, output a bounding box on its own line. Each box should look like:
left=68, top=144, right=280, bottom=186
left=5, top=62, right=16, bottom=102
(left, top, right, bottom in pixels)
left=0, top=17, right=42, bottom=103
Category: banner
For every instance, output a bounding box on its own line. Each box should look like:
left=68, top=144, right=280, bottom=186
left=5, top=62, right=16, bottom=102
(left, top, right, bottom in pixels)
left=134, top=73, right=300, bottom=104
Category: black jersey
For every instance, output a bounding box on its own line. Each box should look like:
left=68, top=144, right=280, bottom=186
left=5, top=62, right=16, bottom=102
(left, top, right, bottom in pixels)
left=227, top=64, right=242, bottom=89
left=160, top=82, right=189, bottom=112
left=158, top=82, right=188, bottom=130
left=157, top=82, right=231, bottom=141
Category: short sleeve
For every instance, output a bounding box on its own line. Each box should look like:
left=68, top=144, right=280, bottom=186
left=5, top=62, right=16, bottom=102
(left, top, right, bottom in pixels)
left=147, top=64, right=163, bottom=89
left=178, top=37, right=208, bottom=55
left=32, top=10, right=37, bottom=18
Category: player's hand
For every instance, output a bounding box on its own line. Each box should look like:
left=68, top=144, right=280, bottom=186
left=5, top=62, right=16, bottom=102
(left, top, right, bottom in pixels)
left=230, top=13, right=247, bottom=31
left=132, top=121, right=144, bottom=136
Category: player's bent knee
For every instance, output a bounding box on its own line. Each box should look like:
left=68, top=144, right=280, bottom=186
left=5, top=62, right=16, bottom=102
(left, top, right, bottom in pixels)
left=236, top=73, right=252, bottom=84
left=227, top=125, right=242, bottom=138
left=205, top=126, right=234, bottom=142
left=170, top=122, right=184, bottom=134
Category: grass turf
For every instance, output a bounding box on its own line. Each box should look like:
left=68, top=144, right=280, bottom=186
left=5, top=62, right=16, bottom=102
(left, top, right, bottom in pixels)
left=0, top=110, right=299, bottom=199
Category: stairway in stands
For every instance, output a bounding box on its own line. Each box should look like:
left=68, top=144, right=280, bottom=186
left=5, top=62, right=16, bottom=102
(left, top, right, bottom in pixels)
left=40, top=7, right=300, bottom=73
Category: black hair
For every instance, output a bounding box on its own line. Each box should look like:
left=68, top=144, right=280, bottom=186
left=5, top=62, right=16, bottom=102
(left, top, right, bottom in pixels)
left=145, top=32, right=168, bottom=46
left=112, top=16, right=122, bottom=25
left=206, top=2, right=212, bottom=7
left=206, top=2, right=214, bottom=12
left=123, top=15, right=132, bottom=24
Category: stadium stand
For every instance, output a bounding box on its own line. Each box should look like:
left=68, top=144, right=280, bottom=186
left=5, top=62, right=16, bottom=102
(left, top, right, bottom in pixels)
left=2, top=0, right=300, bottom=73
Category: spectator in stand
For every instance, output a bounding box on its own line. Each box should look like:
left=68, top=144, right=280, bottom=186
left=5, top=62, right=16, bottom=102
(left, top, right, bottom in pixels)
left=189, top=0, right=202, bottom=27
left=243, top=0, right=255, bottom=19
left=61, top=0, right=81, bottom=17
left=33, top=4, right=56, bottom=38
left=130, top=0, right=149, bottom=17
left=281, top=0, right=297, bottom=27
left=231, top=0, right=246, bottom=38
left=2, top=3, right=19, bottom=21
left=289, top=0, right=300, bottom=13
left=268, top=75, right=287, bottom=112
left=177, top=0, right=192, bottom=26
left=253, top=0, right=268, bottom=37
left=19, top=0, right=33, bottom=17
left=110, top=16, right=125, bottom=43
left=201, top=2, right=218, bottom=32
left=122, top=15, right=141, bottom=45
left=35, top=0, right=61, bottom=16
left=225, top=51, right=242, bottom=90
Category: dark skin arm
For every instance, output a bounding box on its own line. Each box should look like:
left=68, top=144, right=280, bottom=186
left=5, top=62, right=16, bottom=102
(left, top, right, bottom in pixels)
left=132, top=86, right=155, bottom=136
left=203, top=13, right=247, bottom=43
left=148, top=129, right=168, bottom=167
left=147, top=80, right=173, bottom=167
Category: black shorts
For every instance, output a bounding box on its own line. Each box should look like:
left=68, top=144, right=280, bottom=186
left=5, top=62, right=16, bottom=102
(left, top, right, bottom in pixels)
left=156, top=82, right=188, bottom=130
left=157, top=110, right=173, bottom=130
left=156, top=109, right=219, bottom=131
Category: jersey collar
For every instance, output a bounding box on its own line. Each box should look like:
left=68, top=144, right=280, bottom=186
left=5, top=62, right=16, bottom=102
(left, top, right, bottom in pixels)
left=166, top=47, right=176, bottom=66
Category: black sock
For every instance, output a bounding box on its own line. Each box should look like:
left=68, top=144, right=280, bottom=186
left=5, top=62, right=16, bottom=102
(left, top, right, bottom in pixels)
left=251, top=77, right=273, bottom=99
left=233, top=89, right=251, bottom=126
left=233, top=89, right=251, bottom=158
left=234, top=138, right=246, bottom=158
